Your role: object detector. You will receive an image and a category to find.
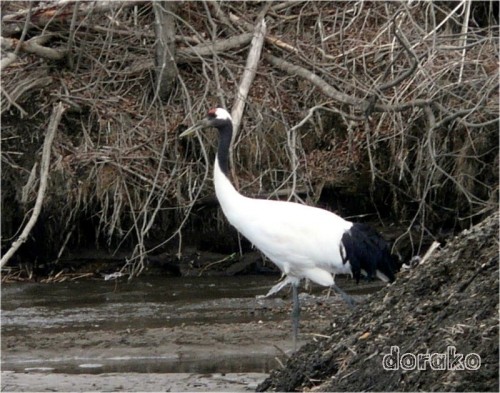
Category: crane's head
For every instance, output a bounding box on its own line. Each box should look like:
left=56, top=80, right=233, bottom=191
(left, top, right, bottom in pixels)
left=180, top=108, right=232, bottom=138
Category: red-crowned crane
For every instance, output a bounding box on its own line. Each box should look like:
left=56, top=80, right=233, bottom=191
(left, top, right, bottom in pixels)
left=180, top=108, right=399, bottom=348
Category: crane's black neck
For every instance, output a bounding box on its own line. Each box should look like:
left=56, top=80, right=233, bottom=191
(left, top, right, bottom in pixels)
left=216, top=121, right=232, bottom=177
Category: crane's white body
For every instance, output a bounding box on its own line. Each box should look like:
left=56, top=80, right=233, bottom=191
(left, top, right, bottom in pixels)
left=180, top=107, right=397, bottom=348
left=214, top=157, right=353, bottom=287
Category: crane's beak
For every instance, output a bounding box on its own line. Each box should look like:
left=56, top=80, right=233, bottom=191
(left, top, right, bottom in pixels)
left=179, top=118, right=211, bottom=138
left=179, top=123, right=202, bottom=138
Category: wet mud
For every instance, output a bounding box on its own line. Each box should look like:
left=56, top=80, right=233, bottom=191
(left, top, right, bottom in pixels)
left=1, top=275, right=381, bottom=391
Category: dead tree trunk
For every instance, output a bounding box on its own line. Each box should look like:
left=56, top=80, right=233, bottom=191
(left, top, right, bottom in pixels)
left=153, top=1, right=177, bottom=101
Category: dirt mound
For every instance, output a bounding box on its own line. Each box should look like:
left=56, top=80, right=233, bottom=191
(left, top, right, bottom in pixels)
left=257, top=213, right=499, bottom=392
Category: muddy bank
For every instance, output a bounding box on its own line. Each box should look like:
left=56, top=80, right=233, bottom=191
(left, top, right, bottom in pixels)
left=258, top=213, right=499, bottom=392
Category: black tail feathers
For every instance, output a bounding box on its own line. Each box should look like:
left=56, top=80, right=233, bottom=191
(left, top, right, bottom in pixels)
left=341, top=223, right=400, bottom=284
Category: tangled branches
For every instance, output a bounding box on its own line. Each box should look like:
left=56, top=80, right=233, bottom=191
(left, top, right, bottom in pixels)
left=1, top=1, right=498, bottom=273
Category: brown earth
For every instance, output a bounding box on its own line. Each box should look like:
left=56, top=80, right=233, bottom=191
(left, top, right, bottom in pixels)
left=257, top=212, right=499, bottom=392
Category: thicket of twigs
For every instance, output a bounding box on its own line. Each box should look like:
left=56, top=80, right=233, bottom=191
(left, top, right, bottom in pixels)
left=1, top=1, right=498, bottom=275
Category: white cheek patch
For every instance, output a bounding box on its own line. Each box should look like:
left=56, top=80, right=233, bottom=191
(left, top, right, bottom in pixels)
left=215, top=108, right=232, bottom=121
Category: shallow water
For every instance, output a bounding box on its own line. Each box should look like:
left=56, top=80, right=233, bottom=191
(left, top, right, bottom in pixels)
left=1, top=275, right=292, bottom=374
left=1, top=274, right=384, bottom=375
left=1, top=276, right=278, bottom=333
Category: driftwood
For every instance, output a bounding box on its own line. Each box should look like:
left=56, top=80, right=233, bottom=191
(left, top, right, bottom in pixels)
left=1, top=102, right=67, bottom=268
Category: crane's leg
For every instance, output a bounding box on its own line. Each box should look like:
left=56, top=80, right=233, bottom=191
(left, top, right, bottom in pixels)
left=331, top=283, right=357, bottom=309
left=291, top=282, right=300, bottom=351
left=257, top=275, right=293, bottom=299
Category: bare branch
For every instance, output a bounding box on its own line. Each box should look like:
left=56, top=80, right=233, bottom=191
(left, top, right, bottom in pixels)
left=1, top=75, right=53, bottom=116
left=2, top=0, right=146, bottom=36
left=1, top=102, right=67, bottom=268
left=231, top=17, right=267, bottom=138
left=122, top=33, right=254, bottom=74
left=1, top=36, right=67, bottom=62
left=264, top=53, right=362, bottom=107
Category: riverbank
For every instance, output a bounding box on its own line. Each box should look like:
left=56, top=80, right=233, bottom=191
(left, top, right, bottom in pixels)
left=257, top=213, right=499, bottom=392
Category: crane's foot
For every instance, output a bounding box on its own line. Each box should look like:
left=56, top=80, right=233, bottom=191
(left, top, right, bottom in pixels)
left=256, top=276, right=302, bottom=351
left=331, top=283, right=358, bottom=309
left=256, top=276, right=295, bottom=299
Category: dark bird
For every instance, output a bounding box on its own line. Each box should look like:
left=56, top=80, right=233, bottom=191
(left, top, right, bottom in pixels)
left=180, top=108, right=399, bottom=348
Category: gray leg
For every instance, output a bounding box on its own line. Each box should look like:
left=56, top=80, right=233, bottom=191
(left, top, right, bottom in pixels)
left=332, top=283, right=357, bottom=309
left=257, top=275, right=293, bottom=299
left=292, top=283, right=300, bottom=351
